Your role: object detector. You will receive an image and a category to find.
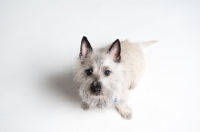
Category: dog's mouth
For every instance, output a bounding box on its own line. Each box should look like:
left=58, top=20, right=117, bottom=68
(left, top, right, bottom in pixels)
left=90, top=91, right=103, bottom=96
left=88, top=89, right=104, bottom=97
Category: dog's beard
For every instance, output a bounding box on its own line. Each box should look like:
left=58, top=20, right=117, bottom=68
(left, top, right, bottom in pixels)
left=79, top=81, right=116, bottom=108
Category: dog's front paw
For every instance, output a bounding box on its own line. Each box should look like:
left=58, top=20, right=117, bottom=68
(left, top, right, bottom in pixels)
left=116, top=106, right=132, bottom=120
left=81, top=102, right=90, bottom=110
left=120, top=110, right=132, bottom=120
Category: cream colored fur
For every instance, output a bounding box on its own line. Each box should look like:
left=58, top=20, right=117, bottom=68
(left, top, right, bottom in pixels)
left=73, top=38, right=156, bottom=119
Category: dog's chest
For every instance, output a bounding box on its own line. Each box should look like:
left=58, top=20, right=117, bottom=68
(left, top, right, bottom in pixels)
left=95, top=97, right=117, bottom=108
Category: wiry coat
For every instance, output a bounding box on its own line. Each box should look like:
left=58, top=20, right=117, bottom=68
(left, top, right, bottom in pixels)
left=73, top=37, right=156, bottom=119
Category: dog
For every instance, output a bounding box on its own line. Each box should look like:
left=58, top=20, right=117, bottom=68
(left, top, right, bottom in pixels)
left=73, top=36, right=156, bottom=119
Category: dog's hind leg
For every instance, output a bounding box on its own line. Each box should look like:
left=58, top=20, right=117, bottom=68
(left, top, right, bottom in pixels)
left=129, top=82, right=137, bottom=90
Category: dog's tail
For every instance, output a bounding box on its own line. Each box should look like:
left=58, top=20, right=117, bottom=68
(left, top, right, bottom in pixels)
left=139, top=40, right=157, bottom=49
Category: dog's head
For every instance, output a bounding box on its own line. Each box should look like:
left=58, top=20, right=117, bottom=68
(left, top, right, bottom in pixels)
left=74, top=36, right=123, bottom=105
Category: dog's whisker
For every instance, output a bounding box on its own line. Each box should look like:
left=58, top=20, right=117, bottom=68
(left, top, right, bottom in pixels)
left=73, top=36, right=156, bottom=119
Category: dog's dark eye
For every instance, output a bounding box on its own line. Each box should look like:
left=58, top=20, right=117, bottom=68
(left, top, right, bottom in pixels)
left=85, top=68, right=93, bottom=76
left=104, top=70, right=111, bottom=76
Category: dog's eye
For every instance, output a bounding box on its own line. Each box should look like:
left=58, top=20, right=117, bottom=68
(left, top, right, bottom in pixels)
left=104, top=70, right=111, bottom=76
left=85, top=69, right=93, bottom=76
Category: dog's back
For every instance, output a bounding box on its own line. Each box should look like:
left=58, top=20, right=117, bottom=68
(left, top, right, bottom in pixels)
left=120, top=40, right=156, bottom=89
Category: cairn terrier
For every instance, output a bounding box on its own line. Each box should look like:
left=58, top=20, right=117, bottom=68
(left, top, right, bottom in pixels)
left=73, top=36, right=156, bottom=119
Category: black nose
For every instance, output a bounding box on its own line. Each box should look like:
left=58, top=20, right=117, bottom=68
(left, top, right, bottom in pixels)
left=91, top=82, right=101, bottom=95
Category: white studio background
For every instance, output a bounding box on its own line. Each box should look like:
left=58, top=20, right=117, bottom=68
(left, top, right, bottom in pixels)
left=0, top=0, right=200, bottom=132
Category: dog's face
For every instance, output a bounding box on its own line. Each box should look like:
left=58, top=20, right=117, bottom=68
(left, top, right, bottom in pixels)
left=74, top=36, right=123, bottom=106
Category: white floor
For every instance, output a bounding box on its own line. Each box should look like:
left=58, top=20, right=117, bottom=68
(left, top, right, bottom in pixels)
left=1, top=0, right=200, bottom=132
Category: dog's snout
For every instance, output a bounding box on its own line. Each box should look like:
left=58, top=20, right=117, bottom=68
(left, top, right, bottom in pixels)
left=91, top=82, right=101, bottom=95
left=94, top=87, right=101, bottom=92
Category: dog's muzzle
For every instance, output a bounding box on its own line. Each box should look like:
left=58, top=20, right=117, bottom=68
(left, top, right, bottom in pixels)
left=91, top=81, right=101, bottom=95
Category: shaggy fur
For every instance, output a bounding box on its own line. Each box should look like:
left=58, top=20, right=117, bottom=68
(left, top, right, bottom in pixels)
left=73, top=36, right=156, bottom=119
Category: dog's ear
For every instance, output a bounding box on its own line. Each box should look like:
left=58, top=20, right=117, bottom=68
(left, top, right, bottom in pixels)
left=108, top=39, right=121, bottom=62
left=79, top=36, right=93, bottom=59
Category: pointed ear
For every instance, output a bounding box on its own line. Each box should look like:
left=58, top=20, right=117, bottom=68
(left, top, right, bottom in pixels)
left=108, top=39, right=121, bottom=62
left=79, top=36, right=92, bottom=59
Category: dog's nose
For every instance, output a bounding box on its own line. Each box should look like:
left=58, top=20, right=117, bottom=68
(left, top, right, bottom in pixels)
left=91, top=82, right=101, bottom=95
left=93, top=87, right=101, bottom=93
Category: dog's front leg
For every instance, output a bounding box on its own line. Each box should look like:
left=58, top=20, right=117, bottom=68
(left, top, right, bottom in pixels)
left=81, top=102, right=90, bottom=110
left=115, top=102, right=132, bottom=120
